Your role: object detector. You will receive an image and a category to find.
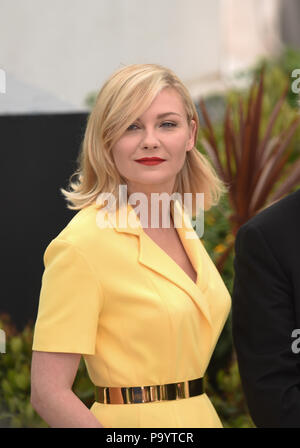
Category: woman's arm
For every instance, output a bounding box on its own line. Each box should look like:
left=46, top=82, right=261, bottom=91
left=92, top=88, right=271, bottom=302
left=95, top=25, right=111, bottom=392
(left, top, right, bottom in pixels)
left=30, top=351, right=104, bottom=428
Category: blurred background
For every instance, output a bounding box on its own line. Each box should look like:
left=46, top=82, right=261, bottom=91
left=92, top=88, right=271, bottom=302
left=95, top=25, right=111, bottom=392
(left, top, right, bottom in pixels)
left=1, top=0, right=300, bottom=428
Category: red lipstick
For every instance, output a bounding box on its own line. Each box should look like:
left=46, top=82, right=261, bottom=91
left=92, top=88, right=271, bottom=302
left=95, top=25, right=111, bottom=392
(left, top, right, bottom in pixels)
left=135, top=157, right=166, bottom=166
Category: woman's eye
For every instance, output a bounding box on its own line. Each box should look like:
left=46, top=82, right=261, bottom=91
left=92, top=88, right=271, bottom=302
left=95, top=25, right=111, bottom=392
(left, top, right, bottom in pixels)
left=127, top=124, right=139, bottom=131
left=161, top=122, right=177, bottom=128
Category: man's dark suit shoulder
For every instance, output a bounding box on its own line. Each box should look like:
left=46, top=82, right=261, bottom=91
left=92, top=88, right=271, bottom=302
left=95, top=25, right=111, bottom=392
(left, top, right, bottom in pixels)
left=237, top=188, right=300, bottom=236
left=236, top=189, right=300, bottom=270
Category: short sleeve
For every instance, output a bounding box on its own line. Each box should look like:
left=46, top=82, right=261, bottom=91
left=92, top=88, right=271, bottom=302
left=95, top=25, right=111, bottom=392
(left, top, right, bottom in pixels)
left=32, top=238, right=104, bottom=355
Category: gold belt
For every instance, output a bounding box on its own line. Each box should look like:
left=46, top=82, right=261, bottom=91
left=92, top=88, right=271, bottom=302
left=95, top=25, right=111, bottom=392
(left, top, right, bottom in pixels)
left=95, top=377, right=204, bottom=404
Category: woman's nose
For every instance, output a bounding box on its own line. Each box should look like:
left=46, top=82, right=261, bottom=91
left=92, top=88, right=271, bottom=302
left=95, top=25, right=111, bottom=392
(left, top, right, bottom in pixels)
left=141, top=128, right=159, bottom=149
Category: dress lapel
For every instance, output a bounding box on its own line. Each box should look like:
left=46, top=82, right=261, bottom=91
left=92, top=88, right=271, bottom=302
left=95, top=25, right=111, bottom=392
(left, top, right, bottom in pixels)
left=104, top=199, right=213, bottom=333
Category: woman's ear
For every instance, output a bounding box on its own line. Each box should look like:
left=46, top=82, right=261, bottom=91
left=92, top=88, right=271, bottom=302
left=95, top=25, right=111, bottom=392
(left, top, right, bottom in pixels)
left=187, top=119, right=197, bottom=151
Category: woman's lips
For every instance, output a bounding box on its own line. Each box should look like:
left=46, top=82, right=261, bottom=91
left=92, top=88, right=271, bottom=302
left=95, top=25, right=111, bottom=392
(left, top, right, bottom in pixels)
left=135, top=160, right=166, bottom=166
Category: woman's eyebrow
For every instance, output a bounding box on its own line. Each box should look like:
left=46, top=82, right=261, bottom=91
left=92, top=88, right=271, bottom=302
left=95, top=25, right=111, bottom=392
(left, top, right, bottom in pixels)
left=156, top=112, right=182, bottom=118
left=135, top=112, right=182, bottom=122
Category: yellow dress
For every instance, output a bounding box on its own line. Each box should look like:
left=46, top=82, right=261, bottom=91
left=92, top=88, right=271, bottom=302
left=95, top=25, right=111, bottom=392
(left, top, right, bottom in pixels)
left=32, top=199, right=231, bottom=428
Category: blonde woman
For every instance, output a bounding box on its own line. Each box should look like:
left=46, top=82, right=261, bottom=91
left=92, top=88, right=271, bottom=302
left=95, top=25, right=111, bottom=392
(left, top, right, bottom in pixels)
left=30, top=64, right=231, bottom=428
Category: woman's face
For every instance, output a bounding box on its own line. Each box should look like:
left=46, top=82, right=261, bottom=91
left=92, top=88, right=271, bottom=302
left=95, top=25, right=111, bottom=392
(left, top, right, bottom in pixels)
left=111, top=87, right=196, bottom=197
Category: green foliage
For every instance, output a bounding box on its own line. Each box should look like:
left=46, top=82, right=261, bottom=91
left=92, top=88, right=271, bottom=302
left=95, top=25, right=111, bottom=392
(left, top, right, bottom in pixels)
left=205, top=360, right=256, bottom=428
left=0, top=315, right=47, bottom=428
left=72, top=359, right=95, bottom=406
left=202, top=194, right=234, bottom=292
left=0, top=314, right=96, bottom=428
left=252, top=46, right=300, bottom=110
left=201, top=196, right=235, bottom=401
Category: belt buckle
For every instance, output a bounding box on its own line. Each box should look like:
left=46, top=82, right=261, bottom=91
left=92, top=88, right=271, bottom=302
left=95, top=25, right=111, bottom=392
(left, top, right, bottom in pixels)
left=150, top=385, right=159, bottom=402
left=130, top=387, right=143, bottom=403
left=130, top=385, right=160, bottom=403
left=176, top=381, right=185, bottom=399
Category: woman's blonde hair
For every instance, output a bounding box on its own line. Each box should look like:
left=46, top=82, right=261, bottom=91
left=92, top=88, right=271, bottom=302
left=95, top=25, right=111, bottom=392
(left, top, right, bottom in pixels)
left=60, top=63, right=228, bottom=215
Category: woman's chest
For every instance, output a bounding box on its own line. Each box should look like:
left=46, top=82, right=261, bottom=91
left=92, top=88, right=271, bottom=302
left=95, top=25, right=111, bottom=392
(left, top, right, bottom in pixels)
left=142, top=227, right=198, bottom=285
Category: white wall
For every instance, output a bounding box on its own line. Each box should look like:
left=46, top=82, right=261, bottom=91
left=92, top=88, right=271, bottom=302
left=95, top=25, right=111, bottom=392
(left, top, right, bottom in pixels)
left=220, top=0, right=282, bottom=78
left=0, top=0, right=221, bottom=113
